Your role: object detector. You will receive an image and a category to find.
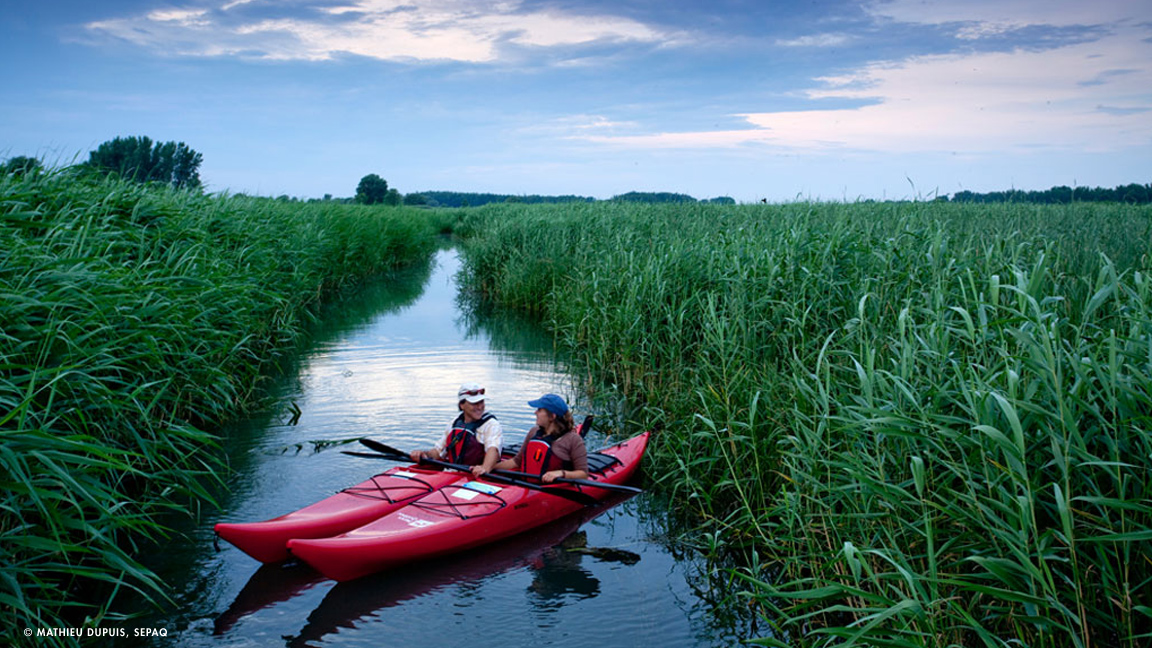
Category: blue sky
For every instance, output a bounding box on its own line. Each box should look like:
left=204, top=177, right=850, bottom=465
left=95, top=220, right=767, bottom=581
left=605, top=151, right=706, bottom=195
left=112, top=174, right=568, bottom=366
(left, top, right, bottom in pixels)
left=3, top=0, right=1150, bottom=202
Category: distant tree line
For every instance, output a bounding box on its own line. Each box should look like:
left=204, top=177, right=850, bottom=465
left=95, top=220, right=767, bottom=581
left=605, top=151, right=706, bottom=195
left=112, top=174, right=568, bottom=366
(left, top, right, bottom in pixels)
left=609, top=191, right=736, bottom=205
left=612, top=191, right=695, bottom=203
left=403, top=191, right=597, bottom=208
left=947, top=183, right=1151, bottom=205
left=19, top=139, right=1143, bottom=207
left=402, top=190, right=737, bottom=207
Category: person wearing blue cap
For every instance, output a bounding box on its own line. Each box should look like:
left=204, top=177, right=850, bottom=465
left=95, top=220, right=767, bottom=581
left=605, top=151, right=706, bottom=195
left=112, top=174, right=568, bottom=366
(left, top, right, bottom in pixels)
left=494, top=393, right=588, bottom=483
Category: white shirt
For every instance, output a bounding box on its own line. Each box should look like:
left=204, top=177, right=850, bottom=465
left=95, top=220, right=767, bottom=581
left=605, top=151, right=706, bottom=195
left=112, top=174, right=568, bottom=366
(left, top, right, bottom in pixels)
left=434, top=416, right=503, bottom=455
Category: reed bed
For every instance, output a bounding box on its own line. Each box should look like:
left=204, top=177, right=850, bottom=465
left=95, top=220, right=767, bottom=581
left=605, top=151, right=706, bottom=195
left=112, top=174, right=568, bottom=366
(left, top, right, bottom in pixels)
left=455, top=200, right=1152, bottom=647
left=1, top=168, right=437, bottom=643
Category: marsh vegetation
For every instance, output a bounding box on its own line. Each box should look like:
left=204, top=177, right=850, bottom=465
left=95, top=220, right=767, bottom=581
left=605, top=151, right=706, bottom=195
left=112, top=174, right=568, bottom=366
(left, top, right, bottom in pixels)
left=454, top=200, right=1152, bottom=647
left=4, top=170, right=1148, bottom=648
left=0, top=169, right=440, bottom=642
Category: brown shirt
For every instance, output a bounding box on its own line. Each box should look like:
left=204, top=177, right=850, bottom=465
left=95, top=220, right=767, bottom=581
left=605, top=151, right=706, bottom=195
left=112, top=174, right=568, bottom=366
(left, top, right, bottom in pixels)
left=514, top=427, right=588, bottom=472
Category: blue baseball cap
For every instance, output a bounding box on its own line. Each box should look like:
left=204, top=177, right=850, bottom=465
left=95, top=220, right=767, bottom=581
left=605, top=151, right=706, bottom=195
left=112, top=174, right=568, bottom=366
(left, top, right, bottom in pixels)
left=528, top=393, right=569, bottom=417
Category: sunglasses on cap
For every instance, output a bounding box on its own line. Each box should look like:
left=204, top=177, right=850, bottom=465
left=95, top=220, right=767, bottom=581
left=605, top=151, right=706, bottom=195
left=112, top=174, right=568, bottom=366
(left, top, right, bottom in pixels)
left=461, top=388, right=485, bottom=396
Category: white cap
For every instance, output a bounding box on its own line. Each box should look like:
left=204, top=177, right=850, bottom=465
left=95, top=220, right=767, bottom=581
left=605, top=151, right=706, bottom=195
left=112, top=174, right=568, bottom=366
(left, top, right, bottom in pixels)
left=457, top=383, right=486, bottom=403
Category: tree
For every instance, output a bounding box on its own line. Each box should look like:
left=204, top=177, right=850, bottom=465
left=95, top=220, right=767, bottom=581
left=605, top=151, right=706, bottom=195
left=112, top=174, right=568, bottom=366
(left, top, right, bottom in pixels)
left=355, top=174, right=389, bottom=205
left=611, top=191, right=697, bottom=203
left=705, top=196, right=736, bottom=205
left=410, top=191, right=594, bottom=207
left=85, top=136, right=202, bottom=189
left=1, top=156, right=44, bottom=178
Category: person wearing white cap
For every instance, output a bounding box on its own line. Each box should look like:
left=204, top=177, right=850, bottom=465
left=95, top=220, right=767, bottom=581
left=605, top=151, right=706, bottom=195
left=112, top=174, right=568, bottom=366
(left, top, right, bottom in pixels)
left=409, top=383, right=503, bottom=477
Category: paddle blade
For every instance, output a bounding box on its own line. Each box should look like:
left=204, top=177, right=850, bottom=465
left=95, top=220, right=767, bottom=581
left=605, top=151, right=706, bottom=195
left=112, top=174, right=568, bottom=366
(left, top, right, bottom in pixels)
left=578, top=415, right=594, bottom=438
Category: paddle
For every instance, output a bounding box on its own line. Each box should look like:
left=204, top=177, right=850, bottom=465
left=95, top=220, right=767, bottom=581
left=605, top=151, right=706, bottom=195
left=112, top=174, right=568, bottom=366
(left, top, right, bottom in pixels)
left=489, top=468, right=643, bottom=494
left=356, top=438, right=643, bottom=495
left=341, top=451, right=404, bottom=459
left=356, top=438, right=422, bottom=460
left=578, top=414, right=593, bottom=437
left=355, top=439, right=598, bottom=506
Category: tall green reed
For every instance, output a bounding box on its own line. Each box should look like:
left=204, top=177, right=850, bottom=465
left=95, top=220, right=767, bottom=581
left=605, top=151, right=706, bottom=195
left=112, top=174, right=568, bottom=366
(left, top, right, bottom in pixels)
left=1, top=169, right=437, bottom=645
left=454, top=200, right=1152, bottom=646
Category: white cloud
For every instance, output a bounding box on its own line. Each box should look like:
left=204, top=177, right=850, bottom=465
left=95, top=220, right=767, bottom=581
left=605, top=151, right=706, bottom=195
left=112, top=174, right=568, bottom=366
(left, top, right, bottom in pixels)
left=84, top=0, right=668, bottom=63
left=776, top=33, right=850, bottom=48
left=146, top=8, right=211, bottom=25
left=584, top=14, right=1152, bottom=155
left=557, top=114, right=638, bottom=131
left=517, top=114, right=639, bottom=139
left=865, top=0, right=1151, bottom=36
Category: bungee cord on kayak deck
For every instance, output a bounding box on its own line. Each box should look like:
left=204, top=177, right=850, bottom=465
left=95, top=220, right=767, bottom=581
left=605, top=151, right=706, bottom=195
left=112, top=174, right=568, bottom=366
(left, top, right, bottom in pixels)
left=340, top=472, right=440, bottom=502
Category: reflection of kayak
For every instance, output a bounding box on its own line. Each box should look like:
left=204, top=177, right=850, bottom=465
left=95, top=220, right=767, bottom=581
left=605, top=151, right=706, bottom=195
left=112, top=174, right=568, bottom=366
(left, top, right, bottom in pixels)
left=284, top=496, right=632, bottom=647
left=214, top=495, right=633, bottom=640
left=214, top=466, right=467, bottom=563
left=213, top=562, right=327, bottom=635
left=288, top=432, right=648, bottom=582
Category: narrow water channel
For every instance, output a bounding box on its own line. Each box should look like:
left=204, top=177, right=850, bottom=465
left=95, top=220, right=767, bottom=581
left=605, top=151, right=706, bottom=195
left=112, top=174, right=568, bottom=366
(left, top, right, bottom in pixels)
left=142, top=248, right=747, bottom=647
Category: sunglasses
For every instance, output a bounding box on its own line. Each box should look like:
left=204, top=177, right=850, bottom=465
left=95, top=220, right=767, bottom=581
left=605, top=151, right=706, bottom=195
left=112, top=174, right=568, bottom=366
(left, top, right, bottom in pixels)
left=461, top=388, right=485, bottom=396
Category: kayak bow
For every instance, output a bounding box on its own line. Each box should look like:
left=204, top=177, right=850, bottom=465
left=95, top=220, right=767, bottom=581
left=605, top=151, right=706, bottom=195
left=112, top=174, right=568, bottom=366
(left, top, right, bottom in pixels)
left=214, top=465, right=467, bottom=563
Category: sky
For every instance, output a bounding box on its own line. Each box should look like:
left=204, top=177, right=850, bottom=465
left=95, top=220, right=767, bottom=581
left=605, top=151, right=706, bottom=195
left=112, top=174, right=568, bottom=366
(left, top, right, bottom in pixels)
left=3, top=0, right=1151, bottom=202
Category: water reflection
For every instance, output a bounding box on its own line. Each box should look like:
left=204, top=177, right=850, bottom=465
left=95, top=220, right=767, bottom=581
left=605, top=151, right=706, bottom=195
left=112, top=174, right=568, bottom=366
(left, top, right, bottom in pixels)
left=212, top=563, right=326, bottom=636
left=139, top=247, right=757, bottom=648
left=280, top=503, right=622, bottom=647
left=203, top=251, right=440, bottom=514
left=526, top=531, right=600, bottom=605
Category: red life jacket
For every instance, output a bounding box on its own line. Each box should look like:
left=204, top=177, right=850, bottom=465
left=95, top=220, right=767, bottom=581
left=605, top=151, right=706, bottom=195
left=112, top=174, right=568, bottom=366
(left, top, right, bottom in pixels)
left=444, top=413, right=496, bottom=465
left=523, top=429, right=571, bottom=477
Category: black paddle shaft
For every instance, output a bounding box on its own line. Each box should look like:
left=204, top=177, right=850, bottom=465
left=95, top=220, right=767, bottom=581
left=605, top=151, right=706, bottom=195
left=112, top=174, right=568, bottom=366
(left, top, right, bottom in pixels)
left=357, top=438, right=598, bottom=505
left=356, top=438, right=642, bottom=494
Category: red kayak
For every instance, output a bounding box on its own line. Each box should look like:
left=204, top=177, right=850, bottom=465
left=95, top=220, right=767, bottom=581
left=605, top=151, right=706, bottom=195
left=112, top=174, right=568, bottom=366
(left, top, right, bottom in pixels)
left=287, top=431, right=648, bottom=582
left=214, top=466, right=467, bottom=563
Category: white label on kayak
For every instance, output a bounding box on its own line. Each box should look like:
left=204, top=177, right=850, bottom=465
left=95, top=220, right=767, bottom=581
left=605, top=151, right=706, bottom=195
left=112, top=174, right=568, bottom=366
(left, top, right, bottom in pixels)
left=397, top=511, right=433, bottom=528
left=451, top=488, right=480, bottom=500
left=392, top=471, right=418, bottom=479
left=461, top=481, right=502, bottom=495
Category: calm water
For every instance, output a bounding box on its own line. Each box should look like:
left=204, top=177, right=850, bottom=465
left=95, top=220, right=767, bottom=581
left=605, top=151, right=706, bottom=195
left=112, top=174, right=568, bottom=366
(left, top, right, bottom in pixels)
left=140, top=248, right=748, bottom=647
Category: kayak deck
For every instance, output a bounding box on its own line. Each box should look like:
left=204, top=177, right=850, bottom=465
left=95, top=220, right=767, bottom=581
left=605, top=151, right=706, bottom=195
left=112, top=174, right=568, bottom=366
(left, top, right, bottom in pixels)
left=288, top=432, right=648, bottom=582
left=214, top=466, right=467, bottom=563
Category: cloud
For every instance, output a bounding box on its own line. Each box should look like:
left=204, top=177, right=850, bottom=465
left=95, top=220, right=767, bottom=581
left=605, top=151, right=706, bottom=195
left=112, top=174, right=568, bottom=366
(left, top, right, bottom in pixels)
left=583, top=4, right=1152, bottom=155
left=865, top=0, right=1144, bottom=32
left=145, top=8, right=212, bottom=26
left=83, top=0, right=669, bottom=63
left=775, top=33, right=851, bottom=48
left=543, top=114, right=638, bottom=132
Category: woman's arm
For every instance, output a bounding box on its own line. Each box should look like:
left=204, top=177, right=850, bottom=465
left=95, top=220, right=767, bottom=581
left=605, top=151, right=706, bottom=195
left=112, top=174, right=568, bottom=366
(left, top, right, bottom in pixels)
left=541, top=433, right=588, bottom=483
left=541, top=467, right=588, bottom=483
